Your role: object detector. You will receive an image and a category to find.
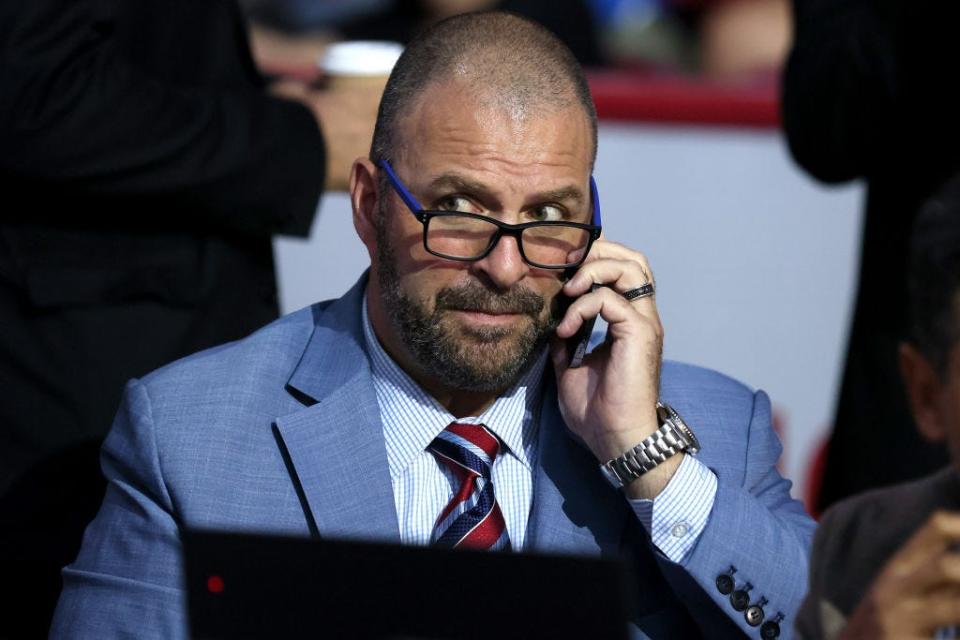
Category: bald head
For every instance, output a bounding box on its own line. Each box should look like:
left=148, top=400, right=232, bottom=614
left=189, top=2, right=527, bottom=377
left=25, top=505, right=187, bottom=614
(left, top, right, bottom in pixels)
left=370, top=11, right=597, bottom=168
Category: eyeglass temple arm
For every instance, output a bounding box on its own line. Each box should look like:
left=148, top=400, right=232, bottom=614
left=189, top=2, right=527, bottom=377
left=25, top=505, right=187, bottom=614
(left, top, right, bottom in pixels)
left=382, top=158, right=602, bottom=227
left=589, top=176, right=602, bottom=227
left=378, top=160, right=424, bottom=214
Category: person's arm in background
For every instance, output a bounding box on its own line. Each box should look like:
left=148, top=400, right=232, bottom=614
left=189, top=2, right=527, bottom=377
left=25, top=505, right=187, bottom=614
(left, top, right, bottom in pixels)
left=794, top=500, right=850, bottom=640
left=798, top=507, right=960, bottom=640
left=0, top=0, right=373, bottom=237
left=781, top=0, right=897, bottom=183
left=783, top=0, right=960, bottom=185
left=836, top=513, right=960, bottom=639
left=269, top=78, right=381, bottom=199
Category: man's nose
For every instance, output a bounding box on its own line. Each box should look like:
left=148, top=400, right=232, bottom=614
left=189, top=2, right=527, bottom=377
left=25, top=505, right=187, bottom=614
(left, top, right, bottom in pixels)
left=469, top=234, right=530, bottom=290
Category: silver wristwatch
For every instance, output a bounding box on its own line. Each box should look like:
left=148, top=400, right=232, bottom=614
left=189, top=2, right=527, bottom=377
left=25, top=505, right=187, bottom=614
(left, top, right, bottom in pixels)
left=599, top=402, right=701, bottom=489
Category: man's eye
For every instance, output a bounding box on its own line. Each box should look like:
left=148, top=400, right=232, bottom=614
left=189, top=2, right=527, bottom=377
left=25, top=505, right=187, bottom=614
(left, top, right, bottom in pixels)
left=436, top=196, right=478, bottom=213
left=529, top=205, right=565, bottom=222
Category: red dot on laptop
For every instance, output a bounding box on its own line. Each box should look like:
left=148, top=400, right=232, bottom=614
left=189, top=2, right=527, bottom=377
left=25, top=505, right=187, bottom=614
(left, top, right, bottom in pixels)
left=207, top=575, right=225, bottom=594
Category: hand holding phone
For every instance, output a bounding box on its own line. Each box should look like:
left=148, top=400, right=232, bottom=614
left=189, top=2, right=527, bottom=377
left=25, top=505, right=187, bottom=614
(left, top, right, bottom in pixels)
left=551, top=240, right=665, bottom=496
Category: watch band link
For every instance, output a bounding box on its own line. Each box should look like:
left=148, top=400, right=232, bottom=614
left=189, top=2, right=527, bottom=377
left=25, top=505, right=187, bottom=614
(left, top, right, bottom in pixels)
left=599, top=402, right=700, bottom=489
left=603, top=423, right=686, bottom=486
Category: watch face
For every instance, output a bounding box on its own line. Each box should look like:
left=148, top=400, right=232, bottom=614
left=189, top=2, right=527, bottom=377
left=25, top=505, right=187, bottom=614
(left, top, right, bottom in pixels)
left=675, top=421, right=701, bottom=454
left=658, top=402, right=701, bottom=454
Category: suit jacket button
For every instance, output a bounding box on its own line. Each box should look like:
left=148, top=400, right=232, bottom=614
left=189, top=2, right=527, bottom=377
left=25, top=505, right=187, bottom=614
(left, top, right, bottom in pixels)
left=760, top=620, right=780, bottom=639
left=745, top=604, right=764, bottom=626
left=716, top=574, right=734, bottom=595
left=730, top=589, right=750, bottom=611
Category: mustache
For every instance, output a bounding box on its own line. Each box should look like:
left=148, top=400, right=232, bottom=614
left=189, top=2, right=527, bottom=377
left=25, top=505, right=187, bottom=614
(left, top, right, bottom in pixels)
left=435, top=282, right=545, bottom=316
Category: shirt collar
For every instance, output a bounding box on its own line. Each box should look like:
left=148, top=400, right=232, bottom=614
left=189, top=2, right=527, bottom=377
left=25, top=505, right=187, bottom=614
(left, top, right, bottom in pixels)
left=361, top=293, right=546, bottom=479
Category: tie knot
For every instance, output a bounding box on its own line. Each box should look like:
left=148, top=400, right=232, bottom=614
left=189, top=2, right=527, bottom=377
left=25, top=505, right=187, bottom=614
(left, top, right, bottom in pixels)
left=429, top=422, right=501, bottom=478
left=428, top=422, right=511, bottom=551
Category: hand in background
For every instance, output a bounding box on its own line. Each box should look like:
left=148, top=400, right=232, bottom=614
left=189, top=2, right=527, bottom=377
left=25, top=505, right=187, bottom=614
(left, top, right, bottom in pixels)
left=272, top=79, right=381, bottom=191
left=250, top=24, right=334, bottom=72
left=840, top=511, right=960, bottom=639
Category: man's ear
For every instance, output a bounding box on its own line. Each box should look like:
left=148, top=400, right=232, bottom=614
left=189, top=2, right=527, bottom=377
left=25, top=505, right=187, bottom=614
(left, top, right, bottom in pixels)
left=350, top=158, right=380, bottom=256
left=899, top=342, right=947, bottom=442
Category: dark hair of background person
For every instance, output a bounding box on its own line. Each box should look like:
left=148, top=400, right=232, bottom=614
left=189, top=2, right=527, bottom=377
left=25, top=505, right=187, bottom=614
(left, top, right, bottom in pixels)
left=908, top=176, right=960, bottom=378
left=370, top=10, right=598, bottom=168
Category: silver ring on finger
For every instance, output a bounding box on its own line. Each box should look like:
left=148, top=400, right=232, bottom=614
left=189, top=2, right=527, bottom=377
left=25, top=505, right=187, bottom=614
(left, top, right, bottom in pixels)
left=623, top=283, right=655, bottom=301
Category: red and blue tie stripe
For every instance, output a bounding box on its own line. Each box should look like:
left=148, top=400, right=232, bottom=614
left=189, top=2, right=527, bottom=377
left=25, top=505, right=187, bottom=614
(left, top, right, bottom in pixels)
left=428, top=422, right=511, bottom=551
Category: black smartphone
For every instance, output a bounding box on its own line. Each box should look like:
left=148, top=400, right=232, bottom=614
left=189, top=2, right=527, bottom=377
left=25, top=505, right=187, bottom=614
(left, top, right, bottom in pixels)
left=560, top=269, right=599, bottom=368
left=568, top=310, right=598, bottom=368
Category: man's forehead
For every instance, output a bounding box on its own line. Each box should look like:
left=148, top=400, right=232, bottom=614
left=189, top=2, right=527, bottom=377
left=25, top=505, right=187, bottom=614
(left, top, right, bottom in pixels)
left=394, top=79, right=594, bottom=180
left=425, top=172, right=587, bottom=205
left=408, top=78, right=585, bottom=128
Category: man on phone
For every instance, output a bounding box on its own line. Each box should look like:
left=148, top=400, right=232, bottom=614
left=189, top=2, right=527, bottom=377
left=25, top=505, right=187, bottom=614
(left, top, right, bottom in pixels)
left=796, top=177, right=960, bottom=640
left=53, top=11, right=812, bottom=639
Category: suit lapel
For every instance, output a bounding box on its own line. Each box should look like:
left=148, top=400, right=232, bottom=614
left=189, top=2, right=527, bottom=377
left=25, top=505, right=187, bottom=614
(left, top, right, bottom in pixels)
left=274, top=276, right=400, bottom=543
left=528, top=378, right=627, bottom=556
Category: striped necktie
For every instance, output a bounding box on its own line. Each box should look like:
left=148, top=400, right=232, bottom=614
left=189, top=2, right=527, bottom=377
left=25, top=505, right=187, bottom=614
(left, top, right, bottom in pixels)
left=428, top=422, right=511, bottom=551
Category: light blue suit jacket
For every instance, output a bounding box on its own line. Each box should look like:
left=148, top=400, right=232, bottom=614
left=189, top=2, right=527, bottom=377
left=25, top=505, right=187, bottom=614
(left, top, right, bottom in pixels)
left=52, top=277, right=813, bottom=639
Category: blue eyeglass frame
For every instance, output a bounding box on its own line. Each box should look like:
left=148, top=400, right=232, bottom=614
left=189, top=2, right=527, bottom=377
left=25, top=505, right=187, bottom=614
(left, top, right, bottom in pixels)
left=377, top=159, right=603, bottom=270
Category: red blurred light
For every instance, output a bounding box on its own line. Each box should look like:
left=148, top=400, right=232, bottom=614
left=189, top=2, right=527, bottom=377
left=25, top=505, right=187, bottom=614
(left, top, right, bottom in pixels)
left=207, top=575, right=225, bottom=594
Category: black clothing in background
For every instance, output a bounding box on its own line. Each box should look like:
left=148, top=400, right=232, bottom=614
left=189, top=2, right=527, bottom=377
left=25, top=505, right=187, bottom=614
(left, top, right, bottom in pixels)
left=338, top=0, right=605, bottom=67
left=782, top=0, right=959, bottom=513
left=0, top=0, right=325, bottom=635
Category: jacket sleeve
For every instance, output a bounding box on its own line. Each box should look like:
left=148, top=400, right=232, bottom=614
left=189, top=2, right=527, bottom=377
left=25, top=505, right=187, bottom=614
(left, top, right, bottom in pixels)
left=654, top=390, right=816, bottom=640
left=51, top=380, right=188, bottom=639
left=0, top=0, right=325, bottom=238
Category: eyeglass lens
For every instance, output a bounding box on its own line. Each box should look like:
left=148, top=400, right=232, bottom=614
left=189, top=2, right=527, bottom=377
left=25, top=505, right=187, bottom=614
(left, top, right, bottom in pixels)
left=427, top=215, right=590, bottom=267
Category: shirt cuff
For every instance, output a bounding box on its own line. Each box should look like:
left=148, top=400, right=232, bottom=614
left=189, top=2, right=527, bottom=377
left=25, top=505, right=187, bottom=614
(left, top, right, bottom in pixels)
left=628, top=454, right=718, bottom=563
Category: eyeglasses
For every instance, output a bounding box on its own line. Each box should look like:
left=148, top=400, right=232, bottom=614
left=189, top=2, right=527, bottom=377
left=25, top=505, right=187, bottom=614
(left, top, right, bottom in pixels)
left=378, top=159, right=602, bottom=270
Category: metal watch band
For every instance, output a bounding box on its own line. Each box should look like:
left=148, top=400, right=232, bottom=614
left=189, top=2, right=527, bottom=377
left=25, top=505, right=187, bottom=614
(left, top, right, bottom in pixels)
left=599, top=402, right=700, bottom=489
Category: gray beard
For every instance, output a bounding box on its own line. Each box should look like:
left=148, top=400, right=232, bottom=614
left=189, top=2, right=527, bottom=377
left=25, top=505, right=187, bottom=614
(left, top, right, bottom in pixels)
left=374, top=219, right=560, bottom=393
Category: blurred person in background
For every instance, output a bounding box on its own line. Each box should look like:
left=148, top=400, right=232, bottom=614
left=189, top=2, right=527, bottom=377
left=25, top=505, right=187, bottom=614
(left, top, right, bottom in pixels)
left=783, top=0, right=960, bottom=514
left=0, top=0, right=379, bottom=634
left=796, top=176, right=960, bottom=640
left=244, top=0, right=790, bottom=86
left=695, top=0, right=790, bottom=79
left=336, top=0, right=604, bottom=66
left=246, top=0, right=789, bottom=80
left=246, top=0, right=604, bottom=72
left=593, top=0, right=790, bottom=80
